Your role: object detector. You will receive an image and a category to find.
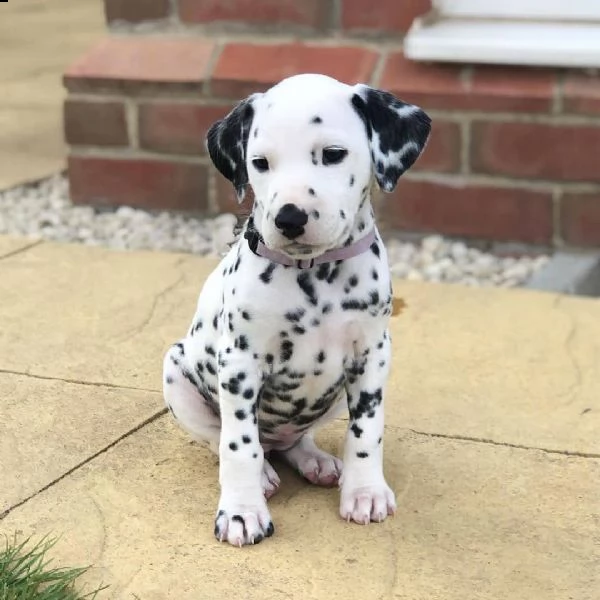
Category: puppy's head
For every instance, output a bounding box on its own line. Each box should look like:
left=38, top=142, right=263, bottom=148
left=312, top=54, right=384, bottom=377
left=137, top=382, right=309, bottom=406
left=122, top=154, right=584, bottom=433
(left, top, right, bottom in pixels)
left=207, top=74, right=431, bottom=259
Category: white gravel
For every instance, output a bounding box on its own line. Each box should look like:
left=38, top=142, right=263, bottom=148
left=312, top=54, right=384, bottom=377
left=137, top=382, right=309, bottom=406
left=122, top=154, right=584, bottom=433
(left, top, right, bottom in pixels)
left=0, top=173, right=549, bottom=287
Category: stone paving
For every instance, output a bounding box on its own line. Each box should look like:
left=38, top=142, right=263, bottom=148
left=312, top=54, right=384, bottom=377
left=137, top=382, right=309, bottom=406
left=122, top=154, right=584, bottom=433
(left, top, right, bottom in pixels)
left=0, top=236, right=598, bottom=599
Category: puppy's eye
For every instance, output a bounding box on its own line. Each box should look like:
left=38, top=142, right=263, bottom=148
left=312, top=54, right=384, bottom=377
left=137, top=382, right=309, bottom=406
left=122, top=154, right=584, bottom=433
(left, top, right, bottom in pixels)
left=252, top=157, right=269, bottom=172
left=322, top=147, right=348, bottom=166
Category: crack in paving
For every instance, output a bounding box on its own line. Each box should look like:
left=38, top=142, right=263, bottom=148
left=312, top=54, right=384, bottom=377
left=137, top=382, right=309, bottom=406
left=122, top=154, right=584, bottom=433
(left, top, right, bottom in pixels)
left=404, top=427, right=600, bottom=459
left=0, top=367, right=160, bottom=394
left=0, top=239, right=44, bottom=261
left=553, top=294, right=584, bottom=406
left=0, top=409, right=168, bottom=522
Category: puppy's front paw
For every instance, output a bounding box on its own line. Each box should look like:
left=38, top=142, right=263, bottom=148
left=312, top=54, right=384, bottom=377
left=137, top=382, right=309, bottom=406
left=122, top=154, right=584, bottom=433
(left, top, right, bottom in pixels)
left=214, top=497, right=274, bottom=546
left=340, top=482, right=396, bottom=525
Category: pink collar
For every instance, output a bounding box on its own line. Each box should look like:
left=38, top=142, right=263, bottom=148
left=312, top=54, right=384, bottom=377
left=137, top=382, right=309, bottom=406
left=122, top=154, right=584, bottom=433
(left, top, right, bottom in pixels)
left=245, top=229, right=377, bottom=269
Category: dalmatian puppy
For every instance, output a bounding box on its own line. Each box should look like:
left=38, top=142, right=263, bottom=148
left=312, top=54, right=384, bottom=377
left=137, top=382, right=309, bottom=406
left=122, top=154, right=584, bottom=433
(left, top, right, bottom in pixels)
left=163, top=73, right=431, bottom=547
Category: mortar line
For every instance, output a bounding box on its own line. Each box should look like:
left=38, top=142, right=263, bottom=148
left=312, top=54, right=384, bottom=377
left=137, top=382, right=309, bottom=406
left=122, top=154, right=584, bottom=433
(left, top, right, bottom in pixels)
left=332, top=417, right=599, bottom=458
left=0, top=367, right=160, bottom=394
left=403, top=427, right=600, bottom=459
left=0, top=239, right=45, bottom=262
left=0, top=409, right=168, bottom=522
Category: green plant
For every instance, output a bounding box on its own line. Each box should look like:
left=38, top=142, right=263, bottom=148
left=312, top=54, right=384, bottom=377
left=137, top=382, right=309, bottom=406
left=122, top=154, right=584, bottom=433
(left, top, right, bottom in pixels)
left=0, top=535, right=107, bottom=600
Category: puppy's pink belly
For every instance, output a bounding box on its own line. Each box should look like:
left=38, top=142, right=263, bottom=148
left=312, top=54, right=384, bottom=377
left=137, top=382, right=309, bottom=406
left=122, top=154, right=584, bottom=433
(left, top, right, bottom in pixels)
left=260, top=424, right=302, bottom=451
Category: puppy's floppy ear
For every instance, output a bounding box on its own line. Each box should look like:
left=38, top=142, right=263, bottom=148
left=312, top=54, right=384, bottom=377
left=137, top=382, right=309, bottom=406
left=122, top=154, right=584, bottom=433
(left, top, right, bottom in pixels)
left=351, top=84, right=431, bottom=193
left=206, top=94, right=259, bottom=203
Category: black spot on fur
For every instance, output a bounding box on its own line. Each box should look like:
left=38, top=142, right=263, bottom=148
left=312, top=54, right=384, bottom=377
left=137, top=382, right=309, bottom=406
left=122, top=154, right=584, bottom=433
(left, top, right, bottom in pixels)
left=235, top=409, right=246, bottom=420
left=342, top=299, right=368, bottom=311
left=260, top=262, right=277, bottom=283
left=311, top=116, right=322, bottom=124
left=297, top=272, right=318, bottom=306
left=242, top=435, right=251, bottom=444
left=241, top=310, right=251, bottom=320
left=349, top=388, right=382, bottom=420
left=349, top=174, right=355, bottom=186
left=243, top=388, right=254, bottom=399
left=265, top=353, right=274, bottom=365
left=229, top=442, right=238, bottom=451
left=236, top=335, right=249, bottom=351
left=206, top=362, right=216, bottom=376
left=316, top=263, right=330, bottom=281
left=308, top=188, right=315, bottom=196
left=311, top=150, right=318, bottom=165
left=317, top=351, right=326, bottom=363
left=371, top=268, right=379, bottom=281
left=350, top=423, right=363, bottom=438
left=339, top=209, right=346, bottom=219
left=285, top=308, right=305, bottom=322
left=371, top=242, right=380, bottom=258
left=356, top=451, right=369, bottom=458
left=280, top=339, right=294, bottom=362
left=322, top=302, right=332, bottom=314
left=165, top=375, right=173, bottom=384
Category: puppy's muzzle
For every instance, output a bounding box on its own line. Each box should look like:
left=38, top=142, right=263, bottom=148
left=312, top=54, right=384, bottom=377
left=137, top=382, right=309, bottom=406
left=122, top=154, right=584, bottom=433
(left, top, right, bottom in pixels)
left=274, top=203, right=308, bottom=240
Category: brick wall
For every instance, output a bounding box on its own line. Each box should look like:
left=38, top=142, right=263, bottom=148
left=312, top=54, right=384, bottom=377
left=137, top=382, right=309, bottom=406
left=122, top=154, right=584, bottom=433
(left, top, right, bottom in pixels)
left=64, top=0, right=600, bottom=248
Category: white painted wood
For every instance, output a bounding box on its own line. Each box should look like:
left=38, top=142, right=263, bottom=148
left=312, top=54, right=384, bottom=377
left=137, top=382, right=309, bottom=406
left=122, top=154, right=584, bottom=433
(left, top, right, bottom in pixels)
left=405, top=19, right=600, bottom=68
left=434, top=0, right=600, bottom=21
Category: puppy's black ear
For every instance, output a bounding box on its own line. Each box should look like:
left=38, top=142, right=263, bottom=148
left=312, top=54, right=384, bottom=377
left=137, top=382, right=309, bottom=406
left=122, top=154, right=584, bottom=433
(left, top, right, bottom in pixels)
left=351, top=84, right=431, bottom=193
left=206, top=94, right=259, bottom=203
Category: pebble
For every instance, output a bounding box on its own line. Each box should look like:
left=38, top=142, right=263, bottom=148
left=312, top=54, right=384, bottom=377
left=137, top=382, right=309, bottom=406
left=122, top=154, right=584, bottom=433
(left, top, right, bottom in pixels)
left=0, top=174, right=550, bottom=288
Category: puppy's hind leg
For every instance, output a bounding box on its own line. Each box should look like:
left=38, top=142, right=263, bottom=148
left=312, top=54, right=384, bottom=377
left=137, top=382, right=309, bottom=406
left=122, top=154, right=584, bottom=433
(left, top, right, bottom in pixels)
left=163, top=344, right=280, bottom=497
left=163, top=344, right=221, bottom=454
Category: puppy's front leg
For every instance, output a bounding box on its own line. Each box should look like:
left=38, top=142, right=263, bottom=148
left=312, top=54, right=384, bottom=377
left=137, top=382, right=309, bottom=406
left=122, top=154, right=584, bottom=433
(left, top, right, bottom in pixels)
left=214, top=346, right=273, bottom=546
left=340, top=330, right=396, bottom=524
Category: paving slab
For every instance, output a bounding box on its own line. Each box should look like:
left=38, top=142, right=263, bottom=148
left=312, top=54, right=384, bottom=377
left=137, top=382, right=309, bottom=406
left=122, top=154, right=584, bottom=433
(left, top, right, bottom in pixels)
left=0, top=0, right=104, bottom=188
left=0, top=372, right=162, bottom=514
left=1, top=416, right=597, bottom=600
left=0, top=240, right=598, bottom=457
left=0, top=241, right=217, bottom=389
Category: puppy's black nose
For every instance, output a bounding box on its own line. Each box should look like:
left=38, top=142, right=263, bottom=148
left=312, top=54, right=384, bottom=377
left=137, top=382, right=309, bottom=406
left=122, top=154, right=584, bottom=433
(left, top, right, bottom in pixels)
left=274, top=203, right=308, bottom=239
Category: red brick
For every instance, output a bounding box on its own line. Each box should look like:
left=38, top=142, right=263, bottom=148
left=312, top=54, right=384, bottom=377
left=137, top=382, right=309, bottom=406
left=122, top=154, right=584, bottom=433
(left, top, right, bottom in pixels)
left=139, top=103, right=232, bottom=155
left=215, top=173, right=254, bottom=216
left=68, top=156, right=208, bottom=211
left=211, top=43, right=379, bottom=98
left=64, top=99, right=128, bottom=147
left=381, top=53, right=556, bottom=112
left=64, top=37, right=215, bottom=92
left=563, top=73, right=600, bottom=116
left=560, top=193, right=600, bottom=247
left=471, top=121, right=600, bottom=183
left=104, top=0, right=169, bottom=23
left=414, top=120, right=461, bottom=173
left=377, top=179, right=553, bottom=243
left=342, top=0, right=431, bottom=34
left=179, top=0, right=331, bottom=29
